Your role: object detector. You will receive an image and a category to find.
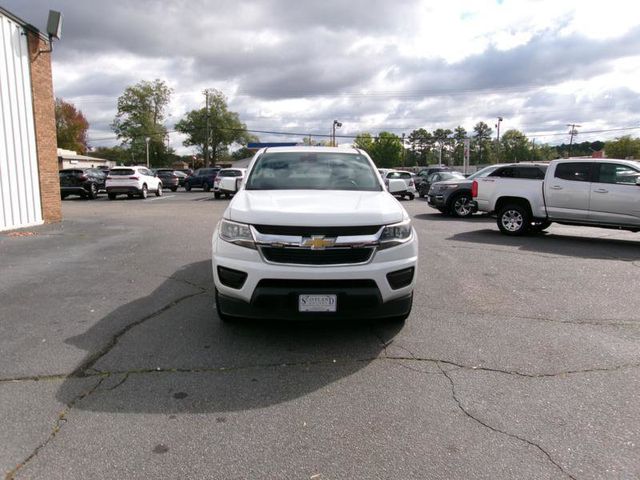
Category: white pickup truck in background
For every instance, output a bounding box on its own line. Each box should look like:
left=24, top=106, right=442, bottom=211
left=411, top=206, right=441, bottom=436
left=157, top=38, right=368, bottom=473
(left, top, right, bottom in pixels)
left=471, top=158, right=640, bottom=235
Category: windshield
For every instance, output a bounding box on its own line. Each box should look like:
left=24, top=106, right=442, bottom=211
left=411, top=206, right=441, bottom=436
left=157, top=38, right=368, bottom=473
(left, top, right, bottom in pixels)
left=467, top=166, right=500, bottom=180
left=245, top=152, right=382, bottom=191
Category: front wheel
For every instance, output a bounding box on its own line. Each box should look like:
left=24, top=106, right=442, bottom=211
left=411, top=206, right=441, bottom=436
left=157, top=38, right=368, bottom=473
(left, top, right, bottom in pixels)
left=497, top=203, right=531, bottom=236
left=203, top=182, right=211, bottom=192
left=450, top=194, right=473, bottom=217
left=87, top=183, right=98, bottom=199
left=184, top=182, right=192, bottom=192
left=155, top=184, right=163, bottom=197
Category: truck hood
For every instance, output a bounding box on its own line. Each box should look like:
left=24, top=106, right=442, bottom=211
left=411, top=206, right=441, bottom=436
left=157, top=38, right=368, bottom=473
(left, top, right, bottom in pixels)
left=226, top=190, right=406, bottom=226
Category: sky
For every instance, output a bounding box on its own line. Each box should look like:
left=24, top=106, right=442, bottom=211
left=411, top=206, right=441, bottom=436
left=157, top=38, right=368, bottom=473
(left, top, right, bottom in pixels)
left=5, top=0, right=640, bottom=154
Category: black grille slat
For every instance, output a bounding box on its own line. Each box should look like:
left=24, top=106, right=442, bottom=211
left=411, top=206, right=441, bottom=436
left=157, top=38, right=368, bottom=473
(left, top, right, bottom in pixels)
left=257, top=279, right=377, bottom=289
left=254, top=225, right=381, bottom=236
left=261, top=247, right=373, bottom=265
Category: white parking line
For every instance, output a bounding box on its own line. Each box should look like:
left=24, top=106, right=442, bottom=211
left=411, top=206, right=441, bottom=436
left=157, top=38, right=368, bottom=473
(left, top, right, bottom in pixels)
left=145, top=195, right=176, bottom=201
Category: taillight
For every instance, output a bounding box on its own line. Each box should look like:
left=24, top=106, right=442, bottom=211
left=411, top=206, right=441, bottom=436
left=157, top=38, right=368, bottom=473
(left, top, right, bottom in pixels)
left=129, top=176, right=139, bottom=180
left=471, top=180, right=478, bottom=198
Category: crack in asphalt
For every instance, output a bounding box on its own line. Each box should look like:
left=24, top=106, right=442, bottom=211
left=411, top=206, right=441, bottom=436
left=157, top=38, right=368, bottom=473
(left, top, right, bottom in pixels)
left=437, top=363, right=578, bottom=480
left=70, top=290, right=206, bottom=378
left=4, top=290, right=205, bottom=479
left=4, top=376, right=106, bottom=480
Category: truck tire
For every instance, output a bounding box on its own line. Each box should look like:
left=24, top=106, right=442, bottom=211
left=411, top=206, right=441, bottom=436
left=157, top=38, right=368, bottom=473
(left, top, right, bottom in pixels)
left=184, top=182, right=192, bottom=191
left=497, top=203, right=531, bottom=236
left=214, top=191, right=221, bottom=199
left=203, top=182, right=211, bottom=192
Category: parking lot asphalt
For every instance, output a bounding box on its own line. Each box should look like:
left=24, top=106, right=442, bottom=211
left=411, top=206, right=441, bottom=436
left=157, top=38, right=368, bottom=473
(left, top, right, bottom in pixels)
left=1, top=191, right=639, bottom=479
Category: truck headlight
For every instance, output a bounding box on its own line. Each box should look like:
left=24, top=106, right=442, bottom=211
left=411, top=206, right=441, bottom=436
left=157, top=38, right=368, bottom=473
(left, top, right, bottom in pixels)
left=219, top=219, right=256, bottom=249
left=379, top=219, right=413, bottom=249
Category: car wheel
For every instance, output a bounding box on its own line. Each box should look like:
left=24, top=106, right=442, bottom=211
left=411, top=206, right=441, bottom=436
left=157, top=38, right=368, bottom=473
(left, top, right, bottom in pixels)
left=214, top=192, right=221, bottom=199
left=497, top=203, right=531, bottom=236
left=407, top=193, right=415, bottom=201
left=140, top=184, right=148, bottom=199
left=530, top=220, right=552, bottom=233
left=108, top=193, right=116, bottom=200
left=87, top=183, right=98, bottom=200
left=171, top=186, right=178, bottom=192
left=224, top=192, right=231, bottom=199
left=155, top=184, right=163, bottom=197
left=184, top=182, right=191, bottom=192
left=203, top=182, right=211, bottom=192
left=450, top=194, right=473, bottom=217
left=215, top=288, right=235, bottom=323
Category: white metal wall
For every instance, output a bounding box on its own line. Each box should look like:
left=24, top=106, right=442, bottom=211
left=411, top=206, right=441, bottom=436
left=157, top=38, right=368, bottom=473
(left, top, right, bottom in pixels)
left=0, top=12, right=43, bottom=231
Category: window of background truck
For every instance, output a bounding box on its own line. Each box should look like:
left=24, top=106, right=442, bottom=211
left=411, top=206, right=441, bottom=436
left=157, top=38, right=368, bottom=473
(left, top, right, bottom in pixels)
left=554, top=163, right=593, bottom=182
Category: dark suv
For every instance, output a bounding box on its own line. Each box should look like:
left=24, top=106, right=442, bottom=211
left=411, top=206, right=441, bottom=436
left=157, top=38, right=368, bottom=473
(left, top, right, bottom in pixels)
left=184, top=167, right=221, bottom=191
left=415, top=166, right=450, bottom=194
left=59, top=168, right=106, bottom=199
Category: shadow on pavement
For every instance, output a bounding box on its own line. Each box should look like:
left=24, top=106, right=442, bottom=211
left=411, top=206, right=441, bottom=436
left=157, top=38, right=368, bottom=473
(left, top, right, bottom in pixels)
left=449, top=228, right=640, bottom=260
left=57, top=260, right=403, bottom=413
left=413, top=212, right=493, bottom=223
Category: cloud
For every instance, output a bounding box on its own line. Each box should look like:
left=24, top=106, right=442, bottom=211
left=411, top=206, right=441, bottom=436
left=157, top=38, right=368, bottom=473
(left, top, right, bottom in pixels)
left=3, top=0, right=640, bottom=152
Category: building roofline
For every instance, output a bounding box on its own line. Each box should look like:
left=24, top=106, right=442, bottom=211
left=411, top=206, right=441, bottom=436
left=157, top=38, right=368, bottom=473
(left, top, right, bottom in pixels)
left=0, top=6, right=50, bottom=42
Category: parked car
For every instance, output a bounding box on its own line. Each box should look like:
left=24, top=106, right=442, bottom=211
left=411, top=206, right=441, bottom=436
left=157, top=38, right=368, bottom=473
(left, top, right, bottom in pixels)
left=426, top=164, right=506, bottom=217
left=177, top=168, right=193, bottom=177
left=213, top=168, right=246, bottom=199
left=415, top=165, right=451, bottom=191
left=380, top=170, right=417, bottom=200
left=174, top=170, right=188, bottom=186
left=212, top=146, right=417, bottom=322
left=184, top=167, right=221, bottom=191
left=106, top=166, right=163, bottom=199
left=418, top=171, right=465, bottom=198
left=155, top=169, right=181, bottom=192
left=59, top=168, right=105, bottom=200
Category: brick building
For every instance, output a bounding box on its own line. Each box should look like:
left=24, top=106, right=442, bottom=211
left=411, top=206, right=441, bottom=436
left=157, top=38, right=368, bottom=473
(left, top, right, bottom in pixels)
left=0, top=7, right=61, bottom=231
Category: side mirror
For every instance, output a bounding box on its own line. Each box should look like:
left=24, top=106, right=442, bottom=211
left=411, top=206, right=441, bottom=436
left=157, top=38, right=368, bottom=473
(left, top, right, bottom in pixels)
left=387, top=178, right=406, bottom=194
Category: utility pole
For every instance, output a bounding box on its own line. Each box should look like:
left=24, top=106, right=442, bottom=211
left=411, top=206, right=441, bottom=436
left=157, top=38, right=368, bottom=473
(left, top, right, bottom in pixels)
left=401, top=133, right=405, bottom=167
left=204, top=90, right=210, bottom=167
left=567, top=123, right=581, bottom=157
left=145, top=137, right=150, bottom=168
left=332, top=120, right=342, bottom=147
left=495, top=116, right=503, bottom=161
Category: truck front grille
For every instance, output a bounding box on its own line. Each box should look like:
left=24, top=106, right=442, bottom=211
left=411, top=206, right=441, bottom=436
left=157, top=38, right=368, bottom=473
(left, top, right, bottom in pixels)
left=260, top=246, right=374, bottom=265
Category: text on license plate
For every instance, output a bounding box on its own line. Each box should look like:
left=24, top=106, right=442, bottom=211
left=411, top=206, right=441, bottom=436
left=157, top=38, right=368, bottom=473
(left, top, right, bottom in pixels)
left=298, top=294, right=337, bottom=312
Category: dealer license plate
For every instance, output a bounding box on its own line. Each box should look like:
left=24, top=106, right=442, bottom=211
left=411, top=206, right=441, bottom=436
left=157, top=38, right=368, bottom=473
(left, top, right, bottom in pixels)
left=298, top=294, right=337, bottom=312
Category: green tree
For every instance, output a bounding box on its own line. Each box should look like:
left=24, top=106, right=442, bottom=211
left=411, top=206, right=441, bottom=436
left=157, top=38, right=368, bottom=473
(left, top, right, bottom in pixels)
left=112, top=79, right=173, bottom=166
left=175, top=89, right=255, bottom=166
left=452, top=125, right=467, bottom=165
left=353, top=133, right=375, bottom=153
left=472, top=121, right=493, bottom=164
left=432, top=128, right=453, bottom=165
left=371, top=132, right=403, bottom=167
left=500, top=129, right=530, bottom=162
left=604, top=136, right=640, bottom=159
left=532, top=143, right=559, bottom=162
left=55, top=98, right=89, bottom=153
left=407, top=128, right=433, bottom=165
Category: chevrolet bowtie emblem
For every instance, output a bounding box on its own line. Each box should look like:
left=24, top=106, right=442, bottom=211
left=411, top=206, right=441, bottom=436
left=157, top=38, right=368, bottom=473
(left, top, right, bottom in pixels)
left=302, top=236, right=336, bottom=250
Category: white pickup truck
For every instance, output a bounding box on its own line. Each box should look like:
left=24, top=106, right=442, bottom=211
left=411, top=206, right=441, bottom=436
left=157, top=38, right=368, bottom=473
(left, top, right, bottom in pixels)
left=211, top=146, right=418, bottom=322
left=471, top=158, right=640, bottom=235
